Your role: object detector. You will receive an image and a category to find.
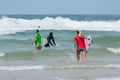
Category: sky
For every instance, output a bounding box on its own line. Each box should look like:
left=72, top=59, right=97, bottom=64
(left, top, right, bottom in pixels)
left=0, top=0, right=120, bottom=15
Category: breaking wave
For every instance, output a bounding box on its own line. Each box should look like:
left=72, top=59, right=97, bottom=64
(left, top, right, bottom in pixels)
left=0, top=16, right=120, bottom=35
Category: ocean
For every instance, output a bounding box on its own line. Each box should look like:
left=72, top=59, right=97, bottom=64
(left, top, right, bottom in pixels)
left=0, top=15, right=120, bottom=80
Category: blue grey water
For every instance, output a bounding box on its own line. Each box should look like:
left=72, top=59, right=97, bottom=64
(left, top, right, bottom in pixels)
left=0, top=15, right=120, bottom=80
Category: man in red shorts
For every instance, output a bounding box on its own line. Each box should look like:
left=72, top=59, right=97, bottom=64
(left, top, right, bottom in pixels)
left=74, top=30, right=87, bottom=62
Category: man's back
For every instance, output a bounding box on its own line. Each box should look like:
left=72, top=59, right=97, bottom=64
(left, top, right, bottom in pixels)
left=34, top=33, right=42, bottom=46
left=74, top=35, right=86, bottom=48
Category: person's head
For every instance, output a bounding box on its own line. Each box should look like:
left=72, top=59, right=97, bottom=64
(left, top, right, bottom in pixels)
left=49, top=32, right=53, bottom=36
left=76, top=30, right=81, bottom=34
left=36, top=29, right=39, bottom=33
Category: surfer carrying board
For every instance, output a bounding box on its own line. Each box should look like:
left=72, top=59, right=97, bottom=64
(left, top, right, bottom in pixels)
left=44, top=32, right=56, bottom=47
left=73, top=30, right=87, bottom=62
left=32, top=29, right=42, bottom=50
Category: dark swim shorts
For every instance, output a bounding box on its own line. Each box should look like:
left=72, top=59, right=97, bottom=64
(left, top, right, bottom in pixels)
left=77, top=48, right=86, bottom=51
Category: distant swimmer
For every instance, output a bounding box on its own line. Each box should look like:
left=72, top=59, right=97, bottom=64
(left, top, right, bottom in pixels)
left=44, top=32, right=56, bottom=47
left=32, top=29, right=42, bottom=50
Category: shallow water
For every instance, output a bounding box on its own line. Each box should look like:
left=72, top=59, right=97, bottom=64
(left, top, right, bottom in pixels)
left=0, top=15, right=120, bottom=80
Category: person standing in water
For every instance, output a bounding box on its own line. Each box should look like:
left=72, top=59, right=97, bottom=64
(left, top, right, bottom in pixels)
left=73, top=30, right=87, bottom=62
left=44, top=32, right=56, bottom=47
left=33, top=29, right=42, bottom=50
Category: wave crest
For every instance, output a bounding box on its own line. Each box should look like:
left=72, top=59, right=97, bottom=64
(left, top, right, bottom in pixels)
left=0, top=16, right=120, bottom=35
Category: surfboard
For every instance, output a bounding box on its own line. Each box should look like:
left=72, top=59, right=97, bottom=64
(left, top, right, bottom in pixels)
left=85, top=36, right=92, bottom=51
left=41, top=38, right=47, bottom=47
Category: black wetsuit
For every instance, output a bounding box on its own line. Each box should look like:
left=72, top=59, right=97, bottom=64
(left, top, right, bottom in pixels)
left=44, top=32, right=56, bottom=47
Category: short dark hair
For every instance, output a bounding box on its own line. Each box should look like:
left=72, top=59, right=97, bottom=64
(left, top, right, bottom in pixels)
left=76, top=30, right=79, bottom=34
left=49, top=32, right=53, bottom=35
left=36, top=29, right=39, bottom=33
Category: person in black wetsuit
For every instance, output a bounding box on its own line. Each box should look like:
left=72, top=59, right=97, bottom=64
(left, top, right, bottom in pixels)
left=44, top=32, right=56, bottom=47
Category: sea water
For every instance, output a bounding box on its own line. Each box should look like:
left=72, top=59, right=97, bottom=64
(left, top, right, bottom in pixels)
left=0, top=15, right=120, bottom=80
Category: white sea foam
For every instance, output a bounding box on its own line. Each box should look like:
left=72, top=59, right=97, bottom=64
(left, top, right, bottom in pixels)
left=0, top=16, right=120, bottom=35
left=51, top=77, right=68, bottom=80
left=0, top=36, right=29, bottom=40
left=107, top=48, right=120, bottom=55
left=0, top=64, right=120, bottom=71
left=97, top=77, right=120, bottom=80
left=0, top=52, right=6, bottom=57
left=46, top=64, right=120, bottom=69
left=0, top=65, right=44, bottom=71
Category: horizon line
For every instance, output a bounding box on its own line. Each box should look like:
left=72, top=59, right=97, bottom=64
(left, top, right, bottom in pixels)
left=0, top=14, right=120, bottom=16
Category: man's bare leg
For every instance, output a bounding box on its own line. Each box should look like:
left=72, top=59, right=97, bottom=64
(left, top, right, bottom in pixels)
left=82, top=51, right=87, bottom=62
left=76, top=49, right=80, bottom=61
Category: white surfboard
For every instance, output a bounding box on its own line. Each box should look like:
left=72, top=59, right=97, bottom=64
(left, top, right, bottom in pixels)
left=41, top=38, right=47, bottom=47
left=85, top=36, right=92, bottom=51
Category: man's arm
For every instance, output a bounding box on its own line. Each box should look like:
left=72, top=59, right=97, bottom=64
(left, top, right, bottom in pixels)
left=52, top=37, right=56, bottom=46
